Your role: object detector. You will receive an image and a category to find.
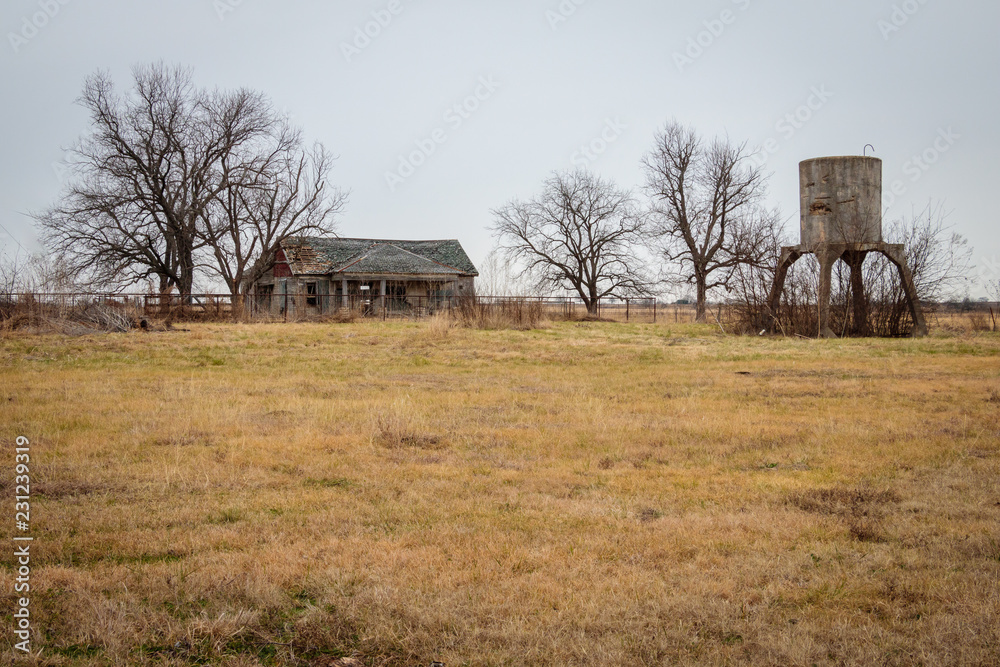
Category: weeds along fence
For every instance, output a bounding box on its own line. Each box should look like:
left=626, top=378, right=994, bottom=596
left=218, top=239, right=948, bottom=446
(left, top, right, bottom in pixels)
left=5, top=292, right=994, bottom=334
left=723, top=299, right=1000, bottom=336
left=0, top=292, right=145, bottom=333
left=0, top=293, right=231, bottom=324
left=251, top=294, right=665, bottom=324
left=0, top=292, right=668, bottom=327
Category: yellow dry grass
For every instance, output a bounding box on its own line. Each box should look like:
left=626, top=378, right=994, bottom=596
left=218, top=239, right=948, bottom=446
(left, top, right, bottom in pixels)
left=1, top=321, right=999, bottom=666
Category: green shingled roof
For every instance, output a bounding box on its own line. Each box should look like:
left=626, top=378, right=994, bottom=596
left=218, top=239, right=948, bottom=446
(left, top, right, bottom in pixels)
left=281, top=237, right=479, bottom=277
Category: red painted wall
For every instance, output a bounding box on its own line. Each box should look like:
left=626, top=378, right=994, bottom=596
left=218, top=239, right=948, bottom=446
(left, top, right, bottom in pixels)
left=273, top=249, right=292, bottom=278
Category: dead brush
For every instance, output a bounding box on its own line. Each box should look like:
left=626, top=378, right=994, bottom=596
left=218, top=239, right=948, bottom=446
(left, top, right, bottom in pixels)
left=455, top=297, right=545, bottom=330
left=424, top=311, right=456, bottom=339
left=0, top=298, right=137, bottom=334
left=967, top=310, right=993, bottom=332
left=318, top=310, right=358, bottom=325
left=372, top=409, right=445, bottom=450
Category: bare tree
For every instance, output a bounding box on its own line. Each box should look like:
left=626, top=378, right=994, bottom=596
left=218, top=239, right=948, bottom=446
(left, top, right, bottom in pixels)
left=475, top=249, right=532, bottom=297
left=492, top=171, right=650, bottom=314
left=35, top=63, right=317, bottom=300
left=642, top=120, right=780, bottom=322
left=888, top=202, right=972, bottom=304
left=39, top=64, right=214, bottom=295
left=726, top=226, right=789, bottom=333
left=0, top=247, right=85, bottom=296
left=201, top=121, right=346, bottom=313
left=0, top=250, right=32, bottom=295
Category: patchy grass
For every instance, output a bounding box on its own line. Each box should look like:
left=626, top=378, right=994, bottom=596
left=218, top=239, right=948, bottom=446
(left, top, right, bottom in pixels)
left=1, top=321, right=999, bottom=665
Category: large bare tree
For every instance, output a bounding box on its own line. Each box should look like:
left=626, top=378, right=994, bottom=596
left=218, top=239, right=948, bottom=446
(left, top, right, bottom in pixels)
left=36, top=63, right=342, bottom=300
left=642, top=121, right=780, bottom=322
left=492, top=170, right=650, bottom=314
left=38, top=65, right=204, bottom=294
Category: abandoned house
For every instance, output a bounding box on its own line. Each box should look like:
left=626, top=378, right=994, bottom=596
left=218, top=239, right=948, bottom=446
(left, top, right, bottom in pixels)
left=253, top=237, right=479, bottom=317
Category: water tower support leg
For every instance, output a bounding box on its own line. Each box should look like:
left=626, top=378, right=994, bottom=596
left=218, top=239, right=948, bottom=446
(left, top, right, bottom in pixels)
left=843, top=250, right=871, bottom=336
left=767, top=247, right=801, bottom=333
left=879, top=245, right=928, bottom=337
left=818, top=249, right=841, bottom=339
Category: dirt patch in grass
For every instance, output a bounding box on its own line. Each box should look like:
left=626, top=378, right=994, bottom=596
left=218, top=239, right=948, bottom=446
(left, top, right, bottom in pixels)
left=789, top=486, right=901, bottom=514
left=789, top=485, right=902, bottom=543
left=33, top=478, right=106, bottom=499
left=636, top=507, right=663, bottom=523
left=150, top=431, right=215, bottom=447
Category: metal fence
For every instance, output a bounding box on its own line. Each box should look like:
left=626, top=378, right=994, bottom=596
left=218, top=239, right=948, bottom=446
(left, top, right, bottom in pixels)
left=0, top=293, right=237, bottom=319
left=0, top=292, right=682, bottom=324
left=257, top=294, right=664, bottom=323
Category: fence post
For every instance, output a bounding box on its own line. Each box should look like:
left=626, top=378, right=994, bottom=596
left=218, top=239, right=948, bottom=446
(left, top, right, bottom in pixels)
left=653, top=300, right=656, bottom=324
left=626, top=299, right=630, bottom=322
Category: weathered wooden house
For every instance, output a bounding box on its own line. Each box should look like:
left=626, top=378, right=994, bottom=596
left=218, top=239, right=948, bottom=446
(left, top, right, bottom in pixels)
left=253, top=237, right=478, bottom=317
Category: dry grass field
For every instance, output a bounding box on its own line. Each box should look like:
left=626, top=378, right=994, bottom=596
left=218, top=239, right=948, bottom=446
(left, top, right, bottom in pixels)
left=1, top=319, right=999, bottom=666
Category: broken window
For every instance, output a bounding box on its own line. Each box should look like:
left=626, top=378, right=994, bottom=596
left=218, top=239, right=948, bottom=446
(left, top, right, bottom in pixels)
left=306, top=282, right=318, bottom=307
left=255, top=284, right=274, bottom=310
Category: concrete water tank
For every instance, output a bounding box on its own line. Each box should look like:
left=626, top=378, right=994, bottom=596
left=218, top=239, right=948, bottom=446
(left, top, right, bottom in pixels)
left=799, top=156, right=883, bottom=247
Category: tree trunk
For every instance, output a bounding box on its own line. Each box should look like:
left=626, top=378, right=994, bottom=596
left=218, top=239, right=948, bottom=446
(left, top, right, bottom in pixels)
left=178, top=245, right=195, bottom=304
left=586, top=289, right=600, bottom=315
left=695, top=276, right=708, bottom=323
left=231, top=293, right=246, bottom=321
left=157, top=276, right=172, bottom=316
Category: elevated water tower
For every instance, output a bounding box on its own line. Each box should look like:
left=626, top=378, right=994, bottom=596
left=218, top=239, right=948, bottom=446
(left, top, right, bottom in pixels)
left=767, top=155, right=927, bottom=338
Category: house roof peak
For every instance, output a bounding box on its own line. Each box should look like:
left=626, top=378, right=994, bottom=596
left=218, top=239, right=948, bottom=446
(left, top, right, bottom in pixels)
left=279, top=236, right=479, bottom=277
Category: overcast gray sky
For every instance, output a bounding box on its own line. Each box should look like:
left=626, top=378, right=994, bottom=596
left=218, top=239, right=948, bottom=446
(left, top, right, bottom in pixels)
left=1, top=0, right=997, bottom=294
